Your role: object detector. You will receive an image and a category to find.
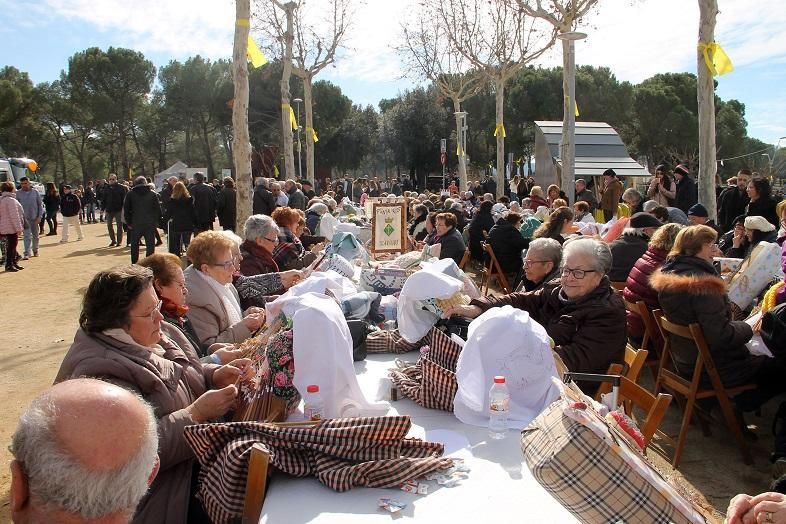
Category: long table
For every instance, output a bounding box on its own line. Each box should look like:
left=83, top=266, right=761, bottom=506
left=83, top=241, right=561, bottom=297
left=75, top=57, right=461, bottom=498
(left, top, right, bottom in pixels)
left=260, top=353, right=578, bottom=523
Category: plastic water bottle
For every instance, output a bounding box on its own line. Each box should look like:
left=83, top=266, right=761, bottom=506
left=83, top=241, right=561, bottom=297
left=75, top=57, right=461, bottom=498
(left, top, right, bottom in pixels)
left=304, top=385, right=324, bottom=421
left=488, top=376, right=510, bottom=439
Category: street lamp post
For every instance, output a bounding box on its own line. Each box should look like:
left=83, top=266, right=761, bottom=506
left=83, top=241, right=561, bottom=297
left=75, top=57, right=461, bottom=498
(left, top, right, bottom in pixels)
left=557, top=31, right=586, bottom=205
left=293, top=97, right=303, bottom=180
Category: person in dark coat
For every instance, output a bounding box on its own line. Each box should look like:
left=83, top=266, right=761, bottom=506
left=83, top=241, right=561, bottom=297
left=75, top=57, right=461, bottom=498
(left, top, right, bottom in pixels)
left=516, top=237, right=562, bottom=292
left=672, top=164, right=698, bottom=213
left=103, top=173, right=128, bottom=246
left=434, top=212, right=466, bottom=265
left=687, top=203, right=723, bottom=236
left=717, top=170, right=751, bottom=232
left=467, top=200, right=495, bottom=261
left=607, top=212, right=663, bottom=282
left=622, top=223, right=683, bottom=346
left=488, top=212, right=528, bottom=283
left=239, top=214, right=282, bottom=277
left=285, top=180, right=306, bottom=210
left=650, top=225, right=786, bottom=403
left=252, top=179, right=277, bottom=216
left=216, top=177, right=237, bottom=232
left=444, top=238, right=626, bottom=379
left=746, top=177, right=780, bottom=228
left=124, top=176, right=162, bottom=264
left=190, top=172, right=216, bottom=233
left=159, top=176, right=177, bottom=217
left=164, top=182, right=197, bottom=257
left=574, top=179, right=597, bottom=212
left=43, top=182, right=60, bottom=235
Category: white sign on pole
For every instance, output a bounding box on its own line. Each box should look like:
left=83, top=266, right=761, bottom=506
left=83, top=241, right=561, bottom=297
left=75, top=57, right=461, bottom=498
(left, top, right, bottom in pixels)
left=440, top=138, right=447, bottom=153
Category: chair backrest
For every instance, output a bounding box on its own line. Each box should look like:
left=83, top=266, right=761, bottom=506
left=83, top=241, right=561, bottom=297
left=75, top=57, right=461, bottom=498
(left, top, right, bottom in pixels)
left=458, top=248, right=470, bottom=270
left=618, top=376, right=672, bottom=447
left=610, top=281, right=627, bottom=292
left=623, top=298, right=658, bottom=354
left=655, top=312, right=721, bottom=377
left=482, top=241, right=512, bottom=294
left=595, top=344, right=648, bottom=400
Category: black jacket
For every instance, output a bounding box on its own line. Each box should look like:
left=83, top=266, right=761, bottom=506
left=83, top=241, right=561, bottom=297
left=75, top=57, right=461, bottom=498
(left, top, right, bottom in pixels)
left=673, top=176, right=698, bottom=213
left=217, top=187, right=237, bottom=228
left=747, top=197, right=780, bottom=229
left=608, top=233, right=650, bottom=282
left=488, top=221, right=527, bottom=275
left=165, top=196, right=197, bottom=232
left=191, top=182, right=216, bottom=224
left=467, top=211, right=495, bottom=261
left=60, top=193, right=81, bottom=217
left=43, top=193, right=60, bottom=213
left=252, top=186, right=277, bottom=216
left=436, top=227, right=466, bottom=265
left=718, top=186, right=749, bottom=232
left=82, top=187, right=95, bottom=205
left=102, top=183, right=128, bottom=213
left=160, top=183, right=174, bottom=215
left=123, top=184, right=162, bottom=229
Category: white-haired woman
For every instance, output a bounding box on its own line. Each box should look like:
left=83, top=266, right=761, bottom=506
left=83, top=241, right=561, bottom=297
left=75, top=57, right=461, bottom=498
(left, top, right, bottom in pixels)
left=306, top=202, right=328, bottom=235
left=444, top=237, right=626, bottom=378
left=239, top=214, right=282, bottom=276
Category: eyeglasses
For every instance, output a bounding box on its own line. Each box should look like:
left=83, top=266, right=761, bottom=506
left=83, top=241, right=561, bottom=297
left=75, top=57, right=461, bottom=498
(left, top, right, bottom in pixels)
left=523, top=259, right=549, bottom=268
left=133, top=300, right=162, bottom=321
left=561, top=267, right=597, bottom=280
left=212, top=260, right=236, bottom=270
left=263, top=236, right=279, bottom=244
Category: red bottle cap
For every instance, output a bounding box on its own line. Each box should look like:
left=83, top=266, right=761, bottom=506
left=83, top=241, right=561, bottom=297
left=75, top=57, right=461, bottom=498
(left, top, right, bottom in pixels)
left=307, top=385, right=319, bottom=393
left=493, top=376, right=505, bottom=384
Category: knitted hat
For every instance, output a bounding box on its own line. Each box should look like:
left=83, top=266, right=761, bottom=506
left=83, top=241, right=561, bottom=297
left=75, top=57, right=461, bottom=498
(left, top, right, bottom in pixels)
left=674, top=164, right=689, bottom=176
left=629, top=212, right=663, bottom=229
left=744, top=215, right=775, bottom=233
left=687, top=203, right=708, bottom=217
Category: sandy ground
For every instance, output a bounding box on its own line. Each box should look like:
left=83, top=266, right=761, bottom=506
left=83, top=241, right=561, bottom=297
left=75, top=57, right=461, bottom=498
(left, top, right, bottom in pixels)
left=0, top=222, right=782, bottom=522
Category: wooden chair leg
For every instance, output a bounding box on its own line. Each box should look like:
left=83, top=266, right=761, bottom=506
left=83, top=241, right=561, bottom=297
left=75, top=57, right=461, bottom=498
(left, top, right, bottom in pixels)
left=673, top=395, right=697, bottom=468
left=716, top=393, right=754, bottom=465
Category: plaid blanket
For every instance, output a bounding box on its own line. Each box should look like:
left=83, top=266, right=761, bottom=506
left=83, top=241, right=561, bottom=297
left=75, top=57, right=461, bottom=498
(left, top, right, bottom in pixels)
left=184, top=416, right=452, bottom=524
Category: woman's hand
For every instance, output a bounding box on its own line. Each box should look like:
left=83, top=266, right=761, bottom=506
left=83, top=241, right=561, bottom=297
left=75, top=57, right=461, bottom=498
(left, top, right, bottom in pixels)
left=750, top=492, right=786, bottom=524
left=441, top=304, right=483, bottom=320
left=310, top=241, right=326, bottom=254
left=213, top=358, right=253, bottom=388
left=726, top=493, right=755, bottom=524
left=188, top=385, right=238, bottom=423
left=732, top=227, right=745, bottom=248
left=212, top=346, right=243, bottom=365
left=243, top=310, right=265, bottom=331
left=280, top=269, right=303, bottom=288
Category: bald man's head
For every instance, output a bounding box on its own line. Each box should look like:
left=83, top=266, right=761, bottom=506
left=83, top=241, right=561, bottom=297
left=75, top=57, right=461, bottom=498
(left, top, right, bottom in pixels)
left=10, top=379, right=158, bottom=523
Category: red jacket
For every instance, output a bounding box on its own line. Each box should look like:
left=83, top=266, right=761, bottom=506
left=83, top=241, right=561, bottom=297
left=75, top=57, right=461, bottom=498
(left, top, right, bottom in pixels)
left=623, top=247, right=666, bottom=343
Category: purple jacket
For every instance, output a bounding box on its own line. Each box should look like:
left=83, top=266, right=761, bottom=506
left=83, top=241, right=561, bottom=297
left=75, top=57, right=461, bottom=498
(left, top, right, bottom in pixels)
left=778, top=236, right=786, bottom=305
left=0, top=192, right=25, bottom=234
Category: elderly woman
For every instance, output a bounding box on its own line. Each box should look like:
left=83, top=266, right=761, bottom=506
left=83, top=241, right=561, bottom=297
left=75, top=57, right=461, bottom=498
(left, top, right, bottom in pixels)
left=533, top=206, right=576, bottom=245
left=467, top=200, right=495, bottom=261
left=184, top=230, right=265, bottom=345
left=138, top=253, right=242, bottom=364
left=622, top=187, right=644, bottom=215
left=408, top=203, right=429, bottom=242
left=271, top=207, right=321, bottom=270
left=55, top=265, right=250, bottom=523
left=435, top=211, right=467, bottom=265
left=239, top=214, right=282, bottom=276
left=445, top=237, right=626, bottom=376
left=528, top=185, right=549, bottom=210
left=725, top=215, right=777, bottom=259
left=488, top=212, right=528, bottom=284
left=516, top=237, right=563, bottom=292
left=305, top=202, right=328, bottom=234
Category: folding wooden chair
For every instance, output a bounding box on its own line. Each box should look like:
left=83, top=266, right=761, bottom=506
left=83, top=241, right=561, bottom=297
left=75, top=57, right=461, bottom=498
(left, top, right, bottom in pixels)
left=479, top=241, right=512, bottom=295
left=458, top=248, right=470, bottom=271
left=618, top=376, right=673, bottom=448
left=610, top=281, right=627, bottom=293
left=623, top=298, right=663, bottom=381
left=652, top=310, right=756, bottom=467
left=595, top=344, right=648, bottom=401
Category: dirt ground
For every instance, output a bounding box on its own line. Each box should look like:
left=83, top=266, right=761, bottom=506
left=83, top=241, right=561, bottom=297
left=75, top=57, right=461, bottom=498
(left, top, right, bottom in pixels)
left=0, top=222, right=782, bottom=522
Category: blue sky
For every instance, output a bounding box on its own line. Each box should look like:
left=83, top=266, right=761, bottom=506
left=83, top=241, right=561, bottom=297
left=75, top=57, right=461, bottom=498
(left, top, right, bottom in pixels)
left=2, top=0, right=784, bottom=150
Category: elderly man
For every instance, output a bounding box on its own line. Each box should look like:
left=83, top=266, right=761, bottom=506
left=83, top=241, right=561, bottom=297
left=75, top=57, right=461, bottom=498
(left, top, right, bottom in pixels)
left=607, top=212, right=663, bottom=282
left=9, top=378, right=159, bottom=524
left=285, top=179, right=306, bottom=210
left=271, top=182, right=288, bottom=207
left=252, top=178, right=277, bottom=216
left=16, top=177, right=44, bottom=259
left=687, top=203, right=723, bottom=235
left=574, top=179, right=597, bottom=212
left=516, top=237, right=563, bottom=292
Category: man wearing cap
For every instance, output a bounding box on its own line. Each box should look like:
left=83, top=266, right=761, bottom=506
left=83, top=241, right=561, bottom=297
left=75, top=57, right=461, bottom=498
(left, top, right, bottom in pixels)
left=718, top=169, right=751, bottom=232
left=574, top=179, right=597, bottom=212
left=599, top=169, right=623, bottom=222
left=607, top=212, right=663, bottom=281
left=688, top=203, right=723, bottom=235
left=673, top=164, right=698, bottom=213
left=59, top=185, right=83, bottom=243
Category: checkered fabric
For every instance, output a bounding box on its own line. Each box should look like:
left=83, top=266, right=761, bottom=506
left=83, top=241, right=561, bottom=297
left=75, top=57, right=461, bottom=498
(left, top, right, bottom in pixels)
left=367, top=329, right=425, bottom=354
left=184, top=416, right=452, bottom=524
left=389, top=327, right=462, bottom=411
left=521, top=402, right=704, bottom=524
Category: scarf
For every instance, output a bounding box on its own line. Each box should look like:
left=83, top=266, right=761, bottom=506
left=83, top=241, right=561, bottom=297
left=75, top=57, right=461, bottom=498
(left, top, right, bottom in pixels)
left=194, top=268, right=243, bottom=326
left=102, top=328, right=166, bottom=357
left=162, top=296, right=189, bottom=320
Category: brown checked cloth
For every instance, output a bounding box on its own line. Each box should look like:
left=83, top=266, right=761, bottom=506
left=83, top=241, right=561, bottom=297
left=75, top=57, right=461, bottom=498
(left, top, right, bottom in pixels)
left=184, top=416, right=453, bottom=524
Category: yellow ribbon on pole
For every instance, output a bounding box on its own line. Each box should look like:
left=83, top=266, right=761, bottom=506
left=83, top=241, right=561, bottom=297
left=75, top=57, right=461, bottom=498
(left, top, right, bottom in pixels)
left=281, top=104, right=298, bottom=130
left=698, top=42, right=734, bottom=76
left=236, top=18, right=250, bottom=27
left=575, top=101, right=580, bottom=117
left=493, top=123, right=506, bottom=138
left=306, top=127, right=318, bottom=143
left=247, top=36, right=267, bottom=68
left=456, top=145, right=463, bottom=157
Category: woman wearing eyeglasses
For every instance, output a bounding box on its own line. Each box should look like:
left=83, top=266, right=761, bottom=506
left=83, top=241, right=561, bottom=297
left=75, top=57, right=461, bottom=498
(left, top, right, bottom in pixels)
left=443, top=237, right=626, bottom=378
left=184, top=230, right=266, bottom=346
left=238, top=214, right=284, bottom=277
left=55, top=264, right=252, bottom=522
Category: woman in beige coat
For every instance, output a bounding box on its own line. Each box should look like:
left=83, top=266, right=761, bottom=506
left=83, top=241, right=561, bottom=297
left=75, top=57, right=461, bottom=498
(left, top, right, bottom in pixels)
left=55, top=264, right=251, bottom=523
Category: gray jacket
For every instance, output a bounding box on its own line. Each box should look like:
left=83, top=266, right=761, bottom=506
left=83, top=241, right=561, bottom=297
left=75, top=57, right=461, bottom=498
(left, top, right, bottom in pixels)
left=184, top=265, right=253, bottom=345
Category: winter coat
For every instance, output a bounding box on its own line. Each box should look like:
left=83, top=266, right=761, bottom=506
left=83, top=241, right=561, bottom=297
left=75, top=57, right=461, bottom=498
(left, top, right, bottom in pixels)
left=184, top=265, right=253, bottom=345
left=600, top=179, right=624, bottom=213
left=82, top=186, right=95, bottom=205
left=305, top=210, right=322, bottom=235
left=488, top=220, right=528, bottom=275
left=718, top=186, right=749, bottom=232
left=575, top=188, right=598, bottom=211
left=650, top=255, right=764, bottom=387
left=747, top=197, right=780, bottom=229
left=123, top=184, right=162, bottom=230
left=43, top=192, right=60, bottom=214
left=216, top=187, right=237, bottom=229
left=191, top=182, right=217, bottom=224
left=408, top=214, right=427, bottom=241
left=436, top=227, right=466, bottom=265
left=467, top=211, right=495, bottom=261
left=54, top=323, right=219, bottom=524
left=165, top=196, right=197, bottom=233
left=608, top=232, right=650, bottom=282
left=272, top=227, right=316, bottom=271
left=623, top=246, right=667, bottom=342
left=528, top=195, right=549, bottom=211
left=673, top=176, right=698, bottom=213
left=102, top=183, right=128, bottom=213
left=252, top=186, right=277, bottom=216
left=16, top=188, right=43, bottom=222
left=0, top=193, right=25, bottom=234
left=287, top=188, right=306, bottom=211
left=471, top=276, right=626, bottom=375
left=239, top=239, right=279, bottom=277
left=59, top=193, right=82, bottom=217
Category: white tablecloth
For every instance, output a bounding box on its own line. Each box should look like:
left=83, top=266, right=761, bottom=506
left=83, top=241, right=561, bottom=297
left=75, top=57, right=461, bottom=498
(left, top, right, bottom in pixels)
left=260, top=354, right=578, bottom=523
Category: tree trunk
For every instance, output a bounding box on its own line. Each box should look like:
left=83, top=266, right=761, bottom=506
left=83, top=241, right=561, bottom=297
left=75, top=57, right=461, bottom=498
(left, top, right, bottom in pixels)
left=279, top=2, right=297, bottom=181
left=494, top=79, right=505, bottom=200
left=697, top=0, right=718, bottom=220
left=303, top=73, right=316, bottom=184
left=560, top=37, right=577, bottom=204
left=453, top=98, right=468, bottom=193
left=233, top=0, right=253, bottom=231
left=199, top=114, right=216, bottom=180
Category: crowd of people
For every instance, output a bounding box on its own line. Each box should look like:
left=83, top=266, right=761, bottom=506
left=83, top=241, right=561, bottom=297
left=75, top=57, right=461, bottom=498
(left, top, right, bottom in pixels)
left=5, top=162, right=786, bottom=523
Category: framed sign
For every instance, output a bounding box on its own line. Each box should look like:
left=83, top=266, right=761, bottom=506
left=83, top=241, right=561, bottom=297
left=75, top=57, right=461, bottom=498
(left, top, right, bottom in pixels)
left=370, top=202, right=407, bottom=254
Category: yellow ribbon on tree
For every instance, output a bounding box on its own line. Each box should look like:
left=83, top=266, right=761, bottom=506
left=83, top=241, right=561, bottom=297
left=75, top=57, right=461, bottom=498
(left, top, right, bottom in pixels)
left=306, top=127, right=318, bottom=143
left=246, top=36, right=267, bottom=68
left=565, top=96, right=580, bottom=117
left=456, top=145, right=464, bottom=157
left=236, top=18, right=250, bottom=27
left=289, top=106, right=298, bottom=130
left=493, top=123, right=506, bottom=138
left=698, top=42, right=734, bottom=76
